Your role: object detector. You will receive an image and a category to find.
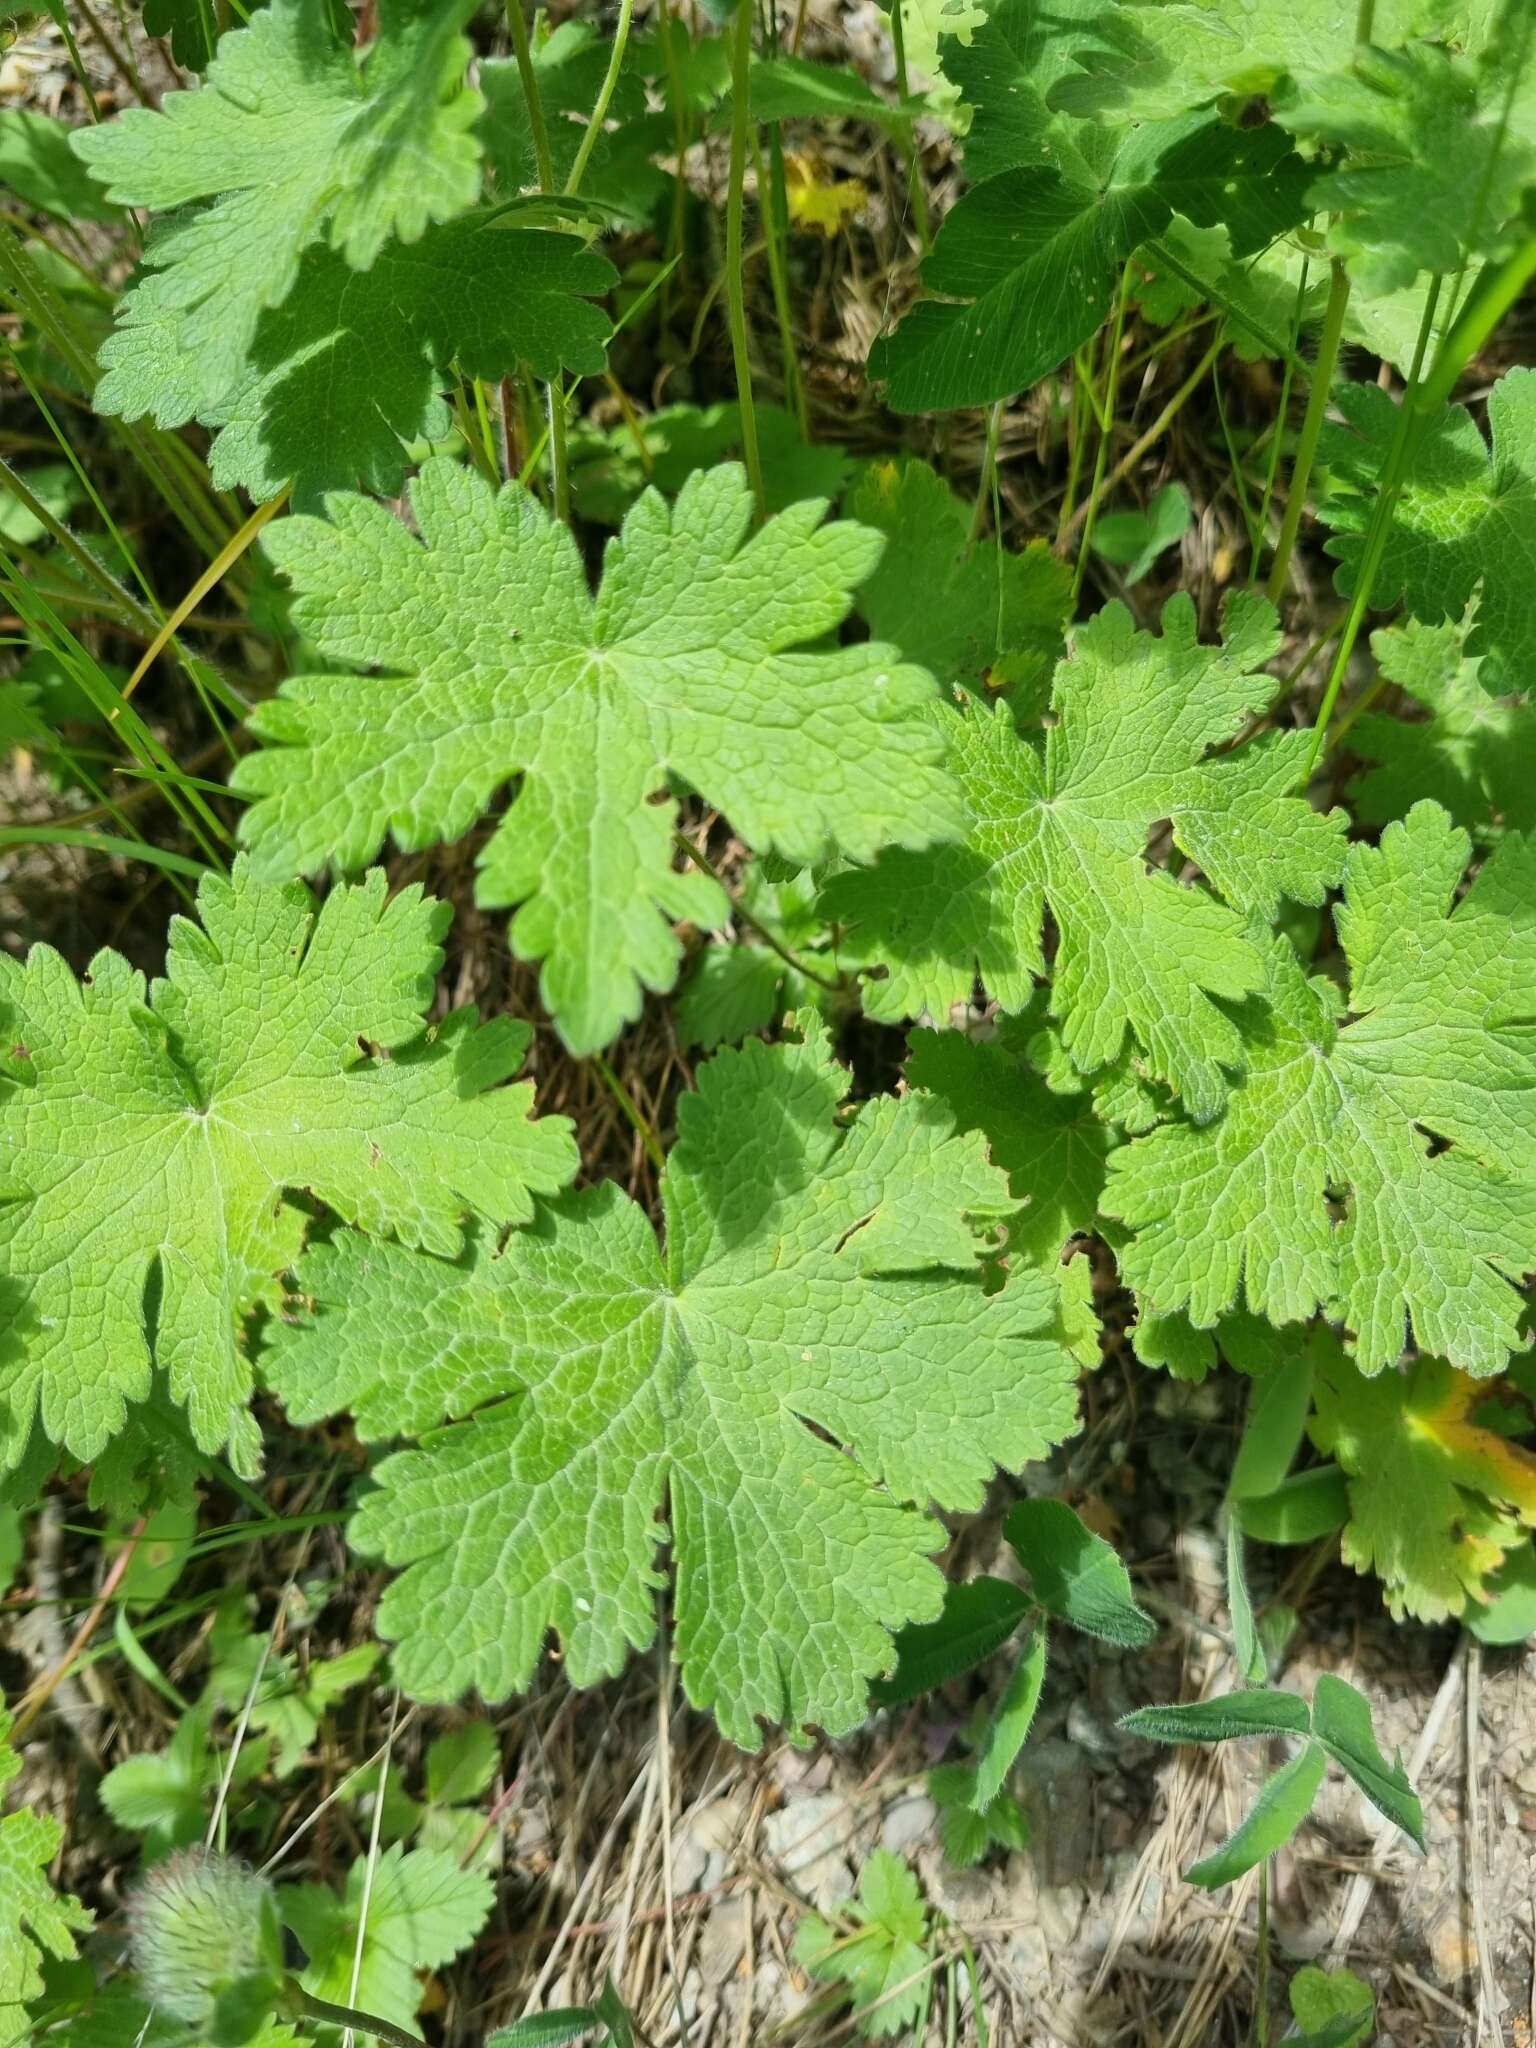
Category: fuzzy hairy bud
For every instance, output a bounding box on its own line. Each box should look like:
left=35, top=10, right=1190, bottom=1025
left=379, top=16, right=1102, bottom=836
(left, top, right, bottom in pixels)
left=127, top=1849, right=283, bottom=2043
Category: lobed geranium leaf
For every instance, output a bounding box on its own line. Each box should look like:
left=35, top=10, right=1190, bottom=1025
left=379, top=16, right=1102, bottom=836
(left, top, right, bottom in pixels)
left=1107, top=802, right=1536, bottom=1377
left=1319, top=369, right=1536, bottom=693
left=72, top=0, right=484, bottom=429
left=98, top=220, right=615, bottom=512
left=826, top=592, right=1347, bottom=1119
left=279, top=1844, right=492, bottom=2032
left=234, top=460, right=962, bottom=1055
left=1278, top=43, right=1535, bottom=294
left=0, top=861, right=575, bottom=1479
left=266, top=1027, right=1080, bottom=1746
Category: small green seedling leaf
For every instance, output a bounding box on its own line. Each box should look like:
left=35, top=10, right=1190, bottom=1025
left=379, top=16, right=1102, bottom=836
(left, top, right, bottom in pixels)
left=1004, top=1499, right=1157, bottom=1647
left=1090, top=483, right=1193, bottom=585
left=1289, top=1963, right=1375, bottom=2048
left=871, top=1576, right=1033, bottom=1708
left=793, top=1851, right=933, bottom=2042
left=1185, top=1740, right=1328, bottom=1889
left=971, top=1624, right=1047, bottom=1808
left=1309, top=1675, right=1425, bottom=1851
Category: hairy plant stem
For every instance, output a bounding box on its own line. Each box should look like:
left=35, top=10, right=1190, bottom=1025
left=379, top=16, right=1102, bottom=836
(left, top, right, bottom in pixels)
left=674, top=832, right=846, bottom=993
left=504, top=0, right=571, bottom=514
left=505, top=0, right=555, bottom=192
left=725, top=0, right=766, bottom=516
left=887, top=0, right=930, bottom=251
left=1070, top=261, right=1134, bottom=607
left=593, top=1053, right=666, bottom=1173
left=565, top=0, right=637, bottom=197
left=1264, top=256, right=1350, bottom=603
left=1252, top=1860, right=1271, bottom=2048
left=282, top=1982, right=425, bottom=2048
left=1253, top=256, right=1312, bottom=585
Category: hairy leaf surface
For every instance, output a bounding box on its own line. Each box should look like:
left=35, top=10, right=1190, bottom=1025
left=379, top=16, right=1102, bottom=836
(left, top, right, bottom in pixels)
left=0, top=862, right=575, bottom=1477
left=1106, top=803, right=1536, bottom=1376
left=267, top=1029, right=1079, bottom=1745
left=234, top=460, right=961, bottom=1054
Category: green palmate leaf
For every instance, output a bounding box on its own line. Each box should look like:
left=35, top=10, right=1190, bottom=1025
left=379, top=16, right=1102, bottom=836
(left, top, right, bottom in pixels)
left=1004, top=1499, right=1156, bottom=1647
left=100, top=1712, right=218, bottom=1858
left=1310, top=1350, right=1536, bottom=1622
left=1278, top=43, right=1535, bottom=293
left=279, top=1844, right=492, bottom=2032
left=0, top=109, right=121, bottom=222
left=905, top=1023, right=1110, bottom=1266
left=54, top=1982, right=299, bottom=2048
left=1310, top=1673, right=1425, bottom=1848
left=1121, top=1687, right=1312, bottom=1745
left=1351, top=603, right=1536, bottom=841
left=871, top=1576, right=1033, bottom=1708
left=844, top=457, right=1072, bottom=695
left=1106, top=803, right=1536, bottom=1377
left=1320, top=369, right=1536, bottom=693
left=1, top=1701, right=91, bottom=2048
left=265, top=1028, right=1080, bottom=1746
left=99, top=220, right=614, bottom=511
left=826, top=593, right=1347, bottom=1119
left=0, top=861, right=575, bottom=1479
left=793, top=1851, right=932, bottom=2041
left=870, top=112, right=1309, bottom=411
left=1185, top=1741, right=1328, bottom=1889
left=72, top=0, right=484, bottom=428
left=234, top=460, right=961, bottom=1056
left=970, top=1625, right=1047, bottom=1807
